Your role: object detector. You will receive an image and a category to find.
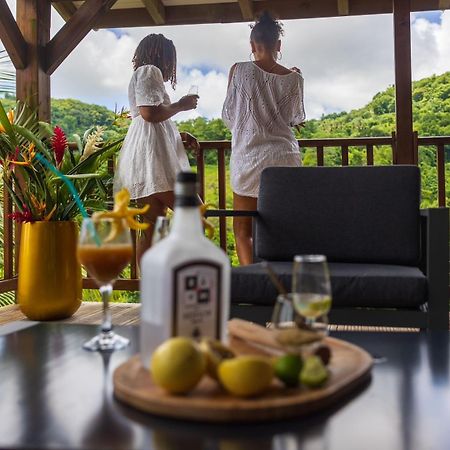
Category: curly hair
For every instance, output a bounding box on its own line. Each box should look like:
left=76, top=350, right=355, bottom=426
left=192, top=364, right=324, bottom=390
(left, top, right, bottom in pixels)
left=250, top=11, right=284, bottom=49
left=132, top=34, right=177, bottom=89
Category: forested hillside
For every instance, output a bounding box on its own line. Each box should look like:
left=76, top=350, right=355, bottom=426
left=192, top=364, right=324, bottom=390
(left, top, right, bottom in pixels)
left=1, top=71, right=449, bottom=207
left=2, top=71, right=448, bottom=139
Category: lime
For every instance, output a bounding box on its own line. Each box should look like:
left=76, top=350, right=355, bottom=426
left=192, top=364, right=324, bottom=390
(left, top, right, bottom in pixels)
left=218, top=355, right=274, bottom=397
left=299, top=355, right=328, bottom=388
left=274, top=354, right=303, bottom=387
left=151, top=337, right=206, bottom=394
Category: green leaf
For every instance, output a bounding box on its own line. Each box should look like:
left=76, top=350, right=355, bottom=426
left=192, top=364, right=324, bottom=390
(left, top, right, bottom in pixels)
left=0, top=100, right=17, bottom=145
left=65, top=173, right=101, bottom=179
left=67, top=138, right=123, bottom=175
left=13, top=125, right=52, bottom=160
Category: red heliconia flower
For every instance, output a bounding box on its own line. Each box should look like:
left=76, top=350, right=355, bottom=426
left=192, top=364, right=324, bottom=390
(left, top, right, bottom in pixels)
left=51, top=126, right=67, bottom=166
left=8, top=206, right=33, bottom=223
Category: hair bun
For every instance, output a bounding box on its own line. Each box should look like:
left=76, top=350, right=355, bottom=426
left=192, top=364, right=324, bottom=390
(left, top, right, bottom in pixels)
left=250, top=10, right=284, bottom=47
left=258, top=10, right=276, bottom=25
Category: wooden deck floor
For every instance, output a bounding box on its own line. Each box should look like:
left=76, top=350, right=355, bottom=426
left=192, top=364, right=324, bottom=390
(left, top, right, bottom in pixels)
left=0, top=302, right=420, bottom=332
left=0, top=302, right=141, bottom=326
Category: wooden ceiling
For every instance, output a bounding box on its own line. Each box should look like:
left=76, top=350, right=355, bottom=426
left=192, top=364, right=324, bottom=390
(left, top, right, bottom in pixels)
left=51, top=0, right=450, bottom=28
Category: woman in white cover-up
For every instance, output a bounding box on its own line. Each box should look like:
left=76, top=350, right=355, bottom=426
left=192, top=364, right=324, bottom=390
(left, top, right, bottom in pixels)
left=222, top=12, right=306, bottom=265
left=114, top=34, right=199, bottom=260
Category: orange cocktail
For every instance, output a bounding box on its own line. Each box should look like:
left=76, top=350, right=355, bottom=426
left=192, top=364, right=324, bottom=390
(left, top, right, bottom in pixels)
left=78, top=188, right=149, bottom=352
left=77, top=243, right=133, bottom=285
left=78, top=217, right=133, bottom=352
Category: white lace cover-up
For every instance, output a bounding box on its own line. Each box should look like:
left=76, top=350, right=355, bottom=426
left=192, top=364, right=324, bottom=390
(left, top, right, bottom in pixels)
left=114, top=65, right=190, bottom=200
left=222, top=61, right=306, bottom=197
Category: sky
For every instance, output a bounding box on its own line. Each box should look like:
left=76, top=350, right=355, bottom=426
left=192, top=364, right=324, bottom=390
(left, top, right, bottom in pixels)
left=2, top=1, right=450, bottom=120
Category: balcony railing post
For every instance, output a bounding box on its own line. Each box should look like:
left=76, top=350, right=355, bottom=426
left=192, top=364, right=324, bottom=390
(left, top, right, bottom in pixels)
left=196, top=146, right=205, bottom=201
left=218, top=148, right=227, bottom=251
left=366, top=144, right=374, bottom=166
left=3, top=187, right=14, bottom=280
left=316, top=146, right=324, bottom=166
left=437, top=144, right=446, bottom=207
left=341, top=145, right=349, bottom=166
left=413, top=131, right=419, bottom=165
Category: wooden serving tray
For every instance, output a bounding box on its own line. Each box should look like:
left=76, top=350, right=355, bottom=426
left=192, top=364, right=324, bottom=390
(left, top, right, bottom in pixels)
left=113, top=336, right=373, bottom=423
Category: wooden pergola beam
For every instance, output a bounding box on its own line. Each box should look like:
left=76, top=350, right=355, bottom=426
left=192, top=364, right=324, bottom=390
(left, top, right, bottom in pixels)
left=45, top=0, right=118, bottom=75
left=337, top=0, right=350, bottom=15
left=393, top=0, right=414, bottom=164
left=238, top=0, right=253, bottom=20
left=0, top=0, right=28, bottom=69
left=52, top=1, right=78, bottom=22
left=94, top=0, right=450, bottom=28
left=141, top=0, right=166, bottom=25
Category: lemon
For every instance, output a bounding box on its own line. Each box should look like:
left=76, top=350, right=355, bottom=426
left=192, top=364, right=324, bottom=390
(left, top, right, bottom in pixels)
left=218, top=356, right=274, bottom=397
left=274, top=354, right=303, bottom=387
left=299, top=355, right=328, bottom=388
left=151, top=337, right=206, bottom=394
left=199, top=338, right=235, bottom=380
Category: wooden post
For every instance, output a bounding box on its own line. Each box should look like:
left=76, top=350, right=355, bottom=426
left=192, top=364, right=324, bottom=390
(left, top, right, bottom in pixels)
left=15, top=0, right=51, bottom=121
left=393, top=0, right=414, bottom=164
left=0, top=0, right=28, bottom=69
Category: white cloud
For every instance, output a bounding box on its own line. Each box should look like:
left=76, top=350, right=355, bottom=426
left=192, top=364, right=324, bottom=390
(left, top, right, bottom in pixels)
left=1, top=2, right=450, bottom=119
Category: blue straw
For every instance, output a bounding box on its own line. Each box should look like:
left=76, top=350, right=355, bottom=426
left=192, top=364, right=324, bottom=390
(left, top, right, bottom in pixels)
left=35, top=153, right=101, bottom=246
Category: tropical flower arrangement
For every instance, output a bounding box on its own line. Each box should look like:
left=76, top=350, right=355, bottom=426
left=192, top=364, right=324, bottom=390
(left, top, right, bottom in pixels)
left=0, top=100, right=123, bottom=223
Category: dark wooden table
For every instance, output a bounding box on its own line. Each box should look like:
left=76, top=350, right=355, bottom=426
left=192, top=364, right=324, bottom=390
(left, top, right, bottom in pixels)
left=0, top=323, right=448, bottom=450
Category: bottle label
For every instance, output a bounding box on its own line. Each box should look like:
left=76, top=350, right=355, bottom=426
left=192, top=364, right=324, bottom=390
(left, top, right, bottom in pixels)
left=172, top=261, right=221, bottom=339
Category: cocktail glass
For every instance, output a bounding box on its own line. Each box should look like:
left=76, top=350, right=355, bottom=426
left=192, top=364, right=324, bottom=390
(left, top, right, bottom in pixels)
left=77, top=218, right=133, bottom=351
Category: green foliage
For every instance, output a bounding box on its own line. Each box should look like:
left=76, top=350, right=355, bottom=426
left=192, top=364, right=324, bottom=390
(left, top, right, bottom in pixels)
left=0, top=100, right=123, bottom=221
left=1, top=71, right=448, bottom=305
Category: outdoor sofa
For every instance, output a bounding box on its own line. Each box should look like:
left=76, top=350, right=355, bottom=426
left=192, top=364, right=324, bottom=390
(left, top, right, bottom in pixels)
left=208, top=166, right=449, bottom=330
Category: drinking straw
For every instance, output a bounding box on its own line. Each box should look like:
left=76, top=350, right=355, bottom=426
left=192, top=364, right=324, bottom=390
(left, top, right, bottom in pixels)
left=262, top=261, right=288, bottom=296
left=35, top=153, right=101, bottom=246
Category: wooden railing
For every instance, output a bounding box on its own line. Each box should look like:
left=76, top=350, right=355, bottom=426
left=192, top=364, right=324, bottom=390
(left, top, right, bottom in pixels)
left=0, top=134, right=449, bottom=295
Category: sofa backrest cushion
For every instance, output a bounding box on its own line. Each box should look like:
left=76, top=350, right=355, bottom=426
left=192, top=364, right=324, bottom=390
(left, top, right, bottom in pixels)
left=255, top=166, right=421, bottom=265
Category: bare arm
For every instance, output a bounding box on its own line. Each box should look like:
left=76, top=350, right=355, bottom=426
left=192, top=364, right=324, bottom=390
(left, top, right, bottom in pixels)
left=227, top=63, right=237, bottom=88
left=139, top=95, right=199, bottom=123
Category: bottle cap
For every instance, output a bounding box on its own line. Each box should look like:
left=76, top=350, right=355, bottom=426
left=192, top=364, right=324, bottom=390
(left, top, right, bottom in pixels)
left=176, top=172, right=197, bottom=183
left=175, top=171, right=199, bottom=206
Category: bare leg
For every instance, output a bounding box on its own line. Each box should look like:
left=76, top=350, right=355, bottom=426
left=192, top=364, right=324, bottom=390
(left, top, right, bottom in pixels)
left=233, top=193, right=257, bottom=266
left=136, top=191, right=175, bottom=263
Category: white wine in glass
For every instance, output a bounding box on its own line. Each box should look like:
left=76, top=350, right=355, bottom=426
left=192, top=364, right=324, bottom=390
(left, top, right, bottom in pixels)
left=188, top=85, right=199, bottom=96
left=77, top=218, right=133, bottom=352
left=292, top=255, right=332, bottom=332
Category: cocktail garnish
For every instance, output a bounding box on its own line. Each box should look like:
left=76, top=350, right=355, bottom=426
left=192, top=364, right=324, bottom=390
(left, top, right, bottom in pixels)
left=93, top=188, right=149, bottom=242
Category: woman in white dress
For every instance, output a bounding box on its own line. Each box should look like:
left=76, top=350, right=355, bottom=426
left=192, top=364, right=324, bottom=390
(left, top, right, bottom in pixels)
left=115, top=34, right=199, bottom=260
left=222, top=12, right=305, bottom=265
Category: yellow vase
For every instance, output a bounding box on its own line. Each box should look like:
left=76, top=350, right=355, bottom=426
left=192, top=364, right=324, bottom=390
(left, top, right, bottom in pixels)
left=17, top=221, right=82, bottom=321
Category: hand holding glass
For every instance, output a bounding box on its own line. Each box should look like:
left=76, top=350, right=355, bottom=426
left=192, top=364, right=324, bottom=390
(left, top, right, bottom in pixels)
left=77, top=218, right=133, bottom=351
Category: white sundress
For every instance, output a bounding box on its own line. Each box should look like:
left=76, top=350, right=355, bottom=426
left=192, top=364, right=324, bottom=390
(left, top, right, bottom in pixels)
left=114, top=64, right=190, bottom=200
left=222, top=61, right=306, bottom=198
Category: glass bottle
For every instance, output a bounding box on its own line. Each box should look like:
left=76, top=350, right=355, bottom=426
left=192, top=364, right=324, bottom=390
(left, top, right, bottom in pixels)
left=140, top=172, right=230, bottom=366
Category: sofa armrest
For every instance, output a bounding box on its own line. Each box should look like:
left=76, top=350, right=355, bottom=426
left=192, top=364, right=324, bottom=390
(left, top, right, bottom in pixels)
left=420, top=208, right=449, bottom=329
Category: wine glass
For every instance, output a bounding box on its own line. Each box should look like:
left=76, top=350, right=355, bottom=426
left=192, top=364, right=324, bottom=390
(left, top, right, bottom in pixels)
left=77, top=218, right=133, bottom=352
left=188, top=85, right=199, bottom=96
left=292, top=255, right=332, bottom=335
left=152, top=216, right=170, bottom=245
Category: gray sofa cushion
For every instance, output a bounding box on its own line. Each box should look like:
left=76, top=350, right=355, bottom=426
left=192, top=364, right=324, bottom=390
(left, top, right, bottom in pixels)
left=232, top=262, right=427, bottom=309
left=256, top=166, right=421, bottom=265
